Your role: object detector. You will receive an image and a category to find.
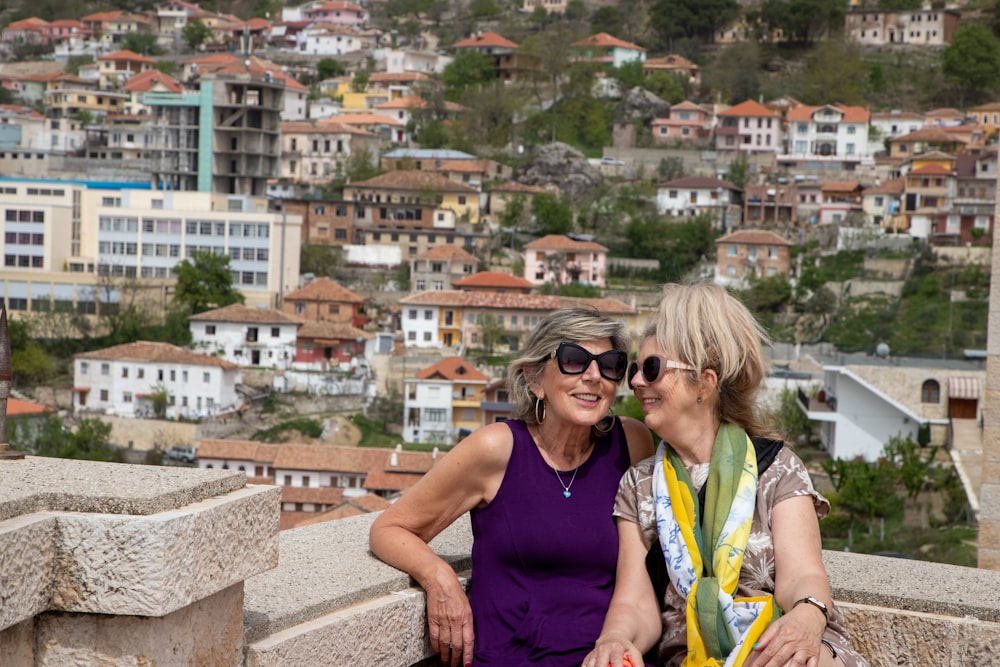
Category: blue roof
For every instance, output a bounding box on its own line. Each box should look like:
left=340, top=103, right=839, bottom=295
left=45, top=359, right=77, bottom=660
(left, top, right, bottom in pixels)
left=382, top=148, right=475, bottom=160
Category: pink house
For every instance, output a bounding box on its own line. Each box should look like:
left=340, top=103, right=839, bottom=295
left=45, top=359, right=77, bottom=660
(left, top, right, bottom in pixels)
left=302, top=1, right=367, bottom=26
left=652, top=100, right=712, bottom=145
left=522, top=234, right=608, bottom=288
left=714, top=99, right=783, bottom=153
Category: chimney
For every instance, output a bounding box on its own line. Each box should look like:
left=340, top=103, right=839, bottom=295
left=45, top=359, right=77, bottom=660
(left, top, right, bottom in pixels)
left=0, top=305, right=24, bottom=460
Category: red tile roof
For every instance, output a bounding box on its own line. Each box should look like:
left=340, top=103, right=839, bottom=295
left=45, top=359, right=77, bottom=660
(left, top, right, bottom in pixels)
left=908, top=164, right=953, bottom=176
left=296, top=321, right=373, bottom=340
left=716, top=230, right=792, bottom=246
left=657, top=176, right=740, bottom=191
left=453, top=31, right=518, bottom=49
left=99, top=49, right=156, bottom=63
left=7, top=397, right=52, bottom=417
left=523, top=234, right=608, bottom=253
left=123, top=69, right=182, bottom=93
left=718, top=100, right=780, bottom=118
left=786, top=104, right=870, bottom=123
left=281, top=119, right=376, bottom=136
left=398, top=290, right=636, bottom=315
left=284, top=277, right=365, bottom=303
left=416, top=356, right=489, bottom=381
left=353, top=169, right=479, bottom=193
left=452, top=271, right=534, bottom=289
left=318, top=113, right=403, bottom=127
left=197, top=439, right=280, bottom=462
left=188, top=303, right=303, bottom=325
left=863, top=177, right=905, bottom=195
left=572, top=32, right=645, bottom=51
left=75, top=341, right=239, bottom=368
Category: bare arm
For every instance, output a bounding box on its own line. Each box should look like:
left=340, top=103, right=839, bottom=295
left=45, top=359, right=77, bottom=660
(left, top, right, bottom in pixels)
left=369, top=421, right=513, bottom=667
left=620, top=416, right=655, bottom=465
left=748, top=495, right=833, bottom=667
left=582, top=519, right=662, bottom=667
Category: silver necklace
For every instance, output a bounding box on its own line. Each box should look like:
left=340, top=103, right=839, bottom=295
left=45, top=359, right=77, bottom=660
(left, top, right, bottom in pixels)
left=549, top=462, right=579, bottom=499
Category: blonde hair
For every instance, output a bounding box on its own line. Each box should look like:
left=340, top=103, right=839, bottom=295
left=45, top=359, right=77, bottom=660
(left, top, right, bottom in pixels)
left=507, top=307, right=629, bottom=425
left=644, top=282, right=772, bottom=435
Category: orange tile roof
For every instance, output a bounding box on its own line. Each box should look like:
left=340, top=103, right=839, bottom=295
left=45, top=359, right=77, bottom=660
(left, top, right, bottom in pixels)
left=892, top=126, right=964, bottom=143
left=344, top=493, right=391, bottom=511
left=644, top=54, right=697, bottom=69
left=283, top=277, right=365, bottom=303
left=282, top=119, right=376, bottom=136
left=523, top=234, right=608, bottom=253
left=718, top=99, right=780, bottom=118
left=296, top=321, right=373, bottom=340
left=123, top=69, right=182, bottom=93
left=75, top=341, right=238, bottom=368
left=318, top=113, right=403, bottom=127
left=969, top=102, right=1000, bottom=112
left=369, top=72, right=431, bottom=84
left=5, top=18, right=48, bottom=31
left=453, top=31, right=518, bottom=49
left=272, top=444, right=385, bottom=472
left=572, top=32, right=645, bottom=51
left=863, top=177, right=905, bottom=195
left=82, top=11, right=124, bottom=21
left=99, top=49, right=156, bottom=63
left=786, top=104, right=869, bottom=123
left=452, top=271, right=534, bottom=289
left=416, top=356, right=489, bottom=381
left=415, top=244, right=478, bottom=262
left=7, top=397, right=52, bottom=417
left=188, top=303, right=303, bottom=325
left=280, top=486, right=345, bottom=504
left=398, top=290, right=636, bottom=315
left=353, top=169, right=479, bottom=193
left=716, top=230, right=792, bottom=246
left=909, top=164, right=953, bottom=175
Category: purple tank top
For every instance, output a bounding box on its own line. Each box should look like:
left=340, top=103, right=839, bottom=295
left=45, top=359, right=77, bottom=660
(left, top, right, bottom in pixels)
left=469, top=418, right=631, bottom=665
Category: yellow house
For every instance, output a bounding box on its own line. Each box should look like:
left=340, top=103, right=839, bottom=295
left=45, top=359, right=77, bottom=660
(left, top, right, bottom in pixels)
left=344, top=169, right=481, bottom=224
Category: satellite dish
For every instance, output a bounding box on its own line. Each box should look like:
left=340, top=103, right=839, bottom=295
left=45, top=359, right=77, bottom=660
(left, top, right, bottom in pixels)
left=875, top=342, right=890, bottom=358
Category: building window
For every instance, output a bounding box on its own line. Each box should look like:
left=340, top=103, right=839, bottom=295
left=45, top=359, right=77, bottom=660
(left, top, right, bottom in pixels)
left=921, top=379, right=940, bottom=403
left=271, top=327, right=280, bottom=338
left=101, top=363, right=110, bottom=375
left=100, top=389, right=109, bottom=401
left=205, top=325, right=216, bottom=335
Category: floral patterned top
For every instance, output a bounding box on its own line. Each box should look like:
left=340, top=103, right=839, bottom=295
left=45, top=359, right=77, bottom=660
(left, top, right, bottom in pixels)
left=614, top=444, right=869, bottom=667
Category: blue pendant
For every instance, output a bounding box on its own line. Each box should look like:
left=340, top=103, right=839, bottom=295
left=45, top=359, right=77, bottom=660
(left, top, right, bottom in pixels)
left=563, top=490, right=571, bottom=498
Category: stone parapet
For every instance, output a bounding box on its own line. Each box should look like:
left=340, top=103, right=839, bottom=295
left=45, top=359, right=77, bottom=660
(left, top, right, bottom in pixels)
left=0, top=456, right=280, bottom=666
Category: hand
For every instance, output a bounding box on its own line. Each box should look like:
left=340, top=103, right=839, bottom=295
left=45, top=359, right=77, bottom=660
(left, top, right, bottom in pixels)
left=426, top=582, right=474, bottom=667
left=581, top=633, right=643, bottom=667
left=747, top=604, right=826, bottom=667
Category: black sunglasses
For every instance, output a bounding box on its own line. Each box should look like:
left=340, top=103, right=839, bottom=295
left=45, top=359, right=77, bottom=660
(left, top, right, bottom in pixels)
left=627, top=355, right=696, bottom=388
left=550, top=342, right=628, bottom=382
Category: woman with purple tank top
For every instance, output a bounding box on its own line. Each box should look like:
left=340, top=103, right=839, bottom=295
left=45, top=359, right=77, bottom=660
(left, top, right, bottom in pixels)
left=370, top=308, right=653, bottom=666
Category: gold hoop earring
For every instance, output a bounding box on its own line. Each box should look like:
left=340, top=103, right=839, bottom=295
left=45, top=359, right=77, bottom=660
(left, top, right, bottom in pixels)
left=593, top=408, right=614, bottom=434
left=534, top=398, right=546, bottom=424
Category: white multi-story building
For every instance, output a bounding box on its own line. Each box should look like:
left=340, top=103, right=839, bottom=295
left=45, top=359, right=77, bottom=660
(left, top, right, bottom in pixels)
left=404, top=369, right=455, bottom=445
left=73, top=340, right=240, bottom=419
left=783, top=104, right=872, bottom=164
left=0, top=180, right=302, bottom=317
left=188, top=303, right=301, bottom=369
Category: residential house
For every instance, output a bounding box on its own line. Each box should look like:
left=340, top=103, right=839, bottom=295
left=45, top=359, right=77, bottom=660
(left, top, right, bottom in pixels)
left=45, top=76, right=127, bottom=121
left=366, top=71, right=434, bottom=103
left=569, top=32, right=645, bottom=68
left=281, top=276, right=367, bottom=325
left=742, top=182, right=799, bottom=227
left=654, top=176, right=742, bottom=228
left=372, top=96, right=464, bottom=142
left=180, top=54, right=309, bottom=121
left=346, top=168, right=481, bottom=226
left=888, top=126, right=966, bottom=159
left=380, top=148, right=512, bottom=185
left=643, top=54, right=701, bottom=86
left=798, top=360, right=982, bottom=461
left=453, top=271, right=534, bottom=294
left=783, top=104, right=872, bottom=163
left=121, top=69, right=183, bottom=115
left=925, top=107, right=965, bottom=126
left=82, top=113, right=156, bottom=163
left=451, top=31, right=531, bottom=82
left=98, top=50, right=156, bottom=89
left=902, top=153, right=956, bottom=238
left=380, top=48, right=450, bottom=75
left=714, top=99, right=782, bottom=153
left=522, top=0, right=569, bottom=13
left=486, top=180, right=547, bottom=223
left=82, top=10, right=152, bottom=49
left=714, top=229, right=792, bottom=287
left=280, top=119, right=381, bottom=187
left=295, top=22, right=373, bottom=56
left=651, top=100, right=712, bottom=145
left=155, top=1, right=204, bottom=45
left=321, top=112, right=406, bottom=143
left=966, top=102, right=1000, bottom=138
left=1, top=18, right=49, bottom=48
left=292, top=320, right=373, bottom=369
left=522, top=234, right=608, bottom=288
left=795, top=177, right=823, bottom=225
left=72, top=341, right=240, bottom=419
left=397, top=290, right=638, bottom=351
left=480, top=377, right=515, bottom=426
left=405, top=356, right=489, bottom=444
left=410, top=244, right=478, bottom=292
left=845, top=7, right=960, bottom=47
left=932, top=151, right=996, bottom=245
left=869, top=110, right=926, bottom=151
left=6, top=396, right=54, bottom=452
left=188, top=303, right=302, bottom=369
left=282, top=197, right=363, bottom=245
left=862, top=177, right=905, bottom=230
left=302, top=1, right=367, bottom=25
left=818, top=180, right=864, bottom=225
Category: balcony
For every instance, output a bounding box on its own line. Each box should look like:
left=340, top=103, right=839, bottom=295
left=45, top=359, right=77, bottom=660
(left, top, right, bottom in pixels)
left=2, top=456, right=999, bottom=666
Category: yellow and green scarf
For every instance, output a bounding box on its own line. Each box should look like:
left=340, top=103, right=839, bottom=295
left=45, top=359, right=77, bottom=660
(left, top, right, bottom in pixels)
left=652, top=423, right=779, bottom=666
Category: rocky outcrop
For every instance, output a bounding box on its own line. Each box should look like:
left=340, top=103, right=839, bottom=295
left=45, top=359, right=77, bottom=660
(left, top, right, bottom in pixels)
left=515, top=142, right=604, bottom=201
left=614, top=87, right=670, bottom=127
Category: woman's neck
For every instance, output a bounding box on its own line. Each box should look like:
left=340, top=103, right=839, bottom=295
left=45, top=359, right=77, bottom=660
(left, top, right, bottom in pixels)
left=530, top=421, right=593, bottom=470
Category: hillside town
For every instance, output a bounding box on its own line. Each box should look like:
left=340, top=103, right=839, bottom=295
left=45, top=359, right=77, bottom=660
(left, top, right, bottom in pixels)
left=0, top=0, right=996, bottom=532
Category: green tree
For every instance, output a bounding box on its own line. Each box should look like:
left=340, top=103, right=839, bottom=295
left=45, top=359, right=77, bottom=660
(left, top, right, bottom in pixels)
left=705, top=41, right=761, bottom=103
left=613, top=60, right=646, bottom=91
left=173, top=250, right=245, bottom=315
left=317, top=57, right=345, bottom=80
left=724, top=152, right=749, bottom=189
left=120, top=31, right=163, bottom=56
left=823, top=456, right=903, bottom=534
left=532, top=193, right=573, bottom=235
left=478, top=313, right=505, bottom=355
left=300, top=243, right=344, bottom=278
left=469, top=0, right=501, bottom=18
left=440, top=50, right=496, bottom=101
left=182, top=19, right=212, bottom=49
left=351, top=71, right=370, bottom=93
left=767, top=386, right=817, bottom=445
left=942, top=24, right=1000, bottom=106
left=148, top=385, right=169, bottom=419
left=751, top=0, right=844, bottom=44
left=8, top=319, right=55, bottom=385
left=645, top=72, right=687, bottom=104
left=740, top=275, right=793, bottom=315
left=366, top=389, right=403, bottom=434
left=883, top=434, right=940, bottom=505
left=591, top=6, right=623, bottom=37
left=794, top=39, right=869, bottom=106
left=31, top=416, right=121, bottom=462
left=649, top=0, right=739, bottom=46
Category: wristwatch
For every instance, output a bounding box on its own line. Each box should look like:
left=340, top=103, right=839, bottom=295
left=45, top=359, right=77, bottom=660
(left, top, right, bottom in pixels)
left=793, top=596, right=829, bottom=623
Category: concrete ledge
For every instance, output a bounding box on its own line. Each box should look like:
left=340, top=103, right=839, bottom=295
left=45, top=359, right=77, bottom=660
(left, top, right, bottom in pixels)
left=0, top=456, right=281, bottom=633
left=243, top=511, right=1000, bottom=667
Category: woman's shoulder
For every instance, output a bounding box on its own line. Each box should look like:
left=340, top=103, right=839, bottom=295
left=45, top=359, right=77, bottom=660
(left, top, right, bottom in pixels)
left=450, top=420, right=516, bottom=471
